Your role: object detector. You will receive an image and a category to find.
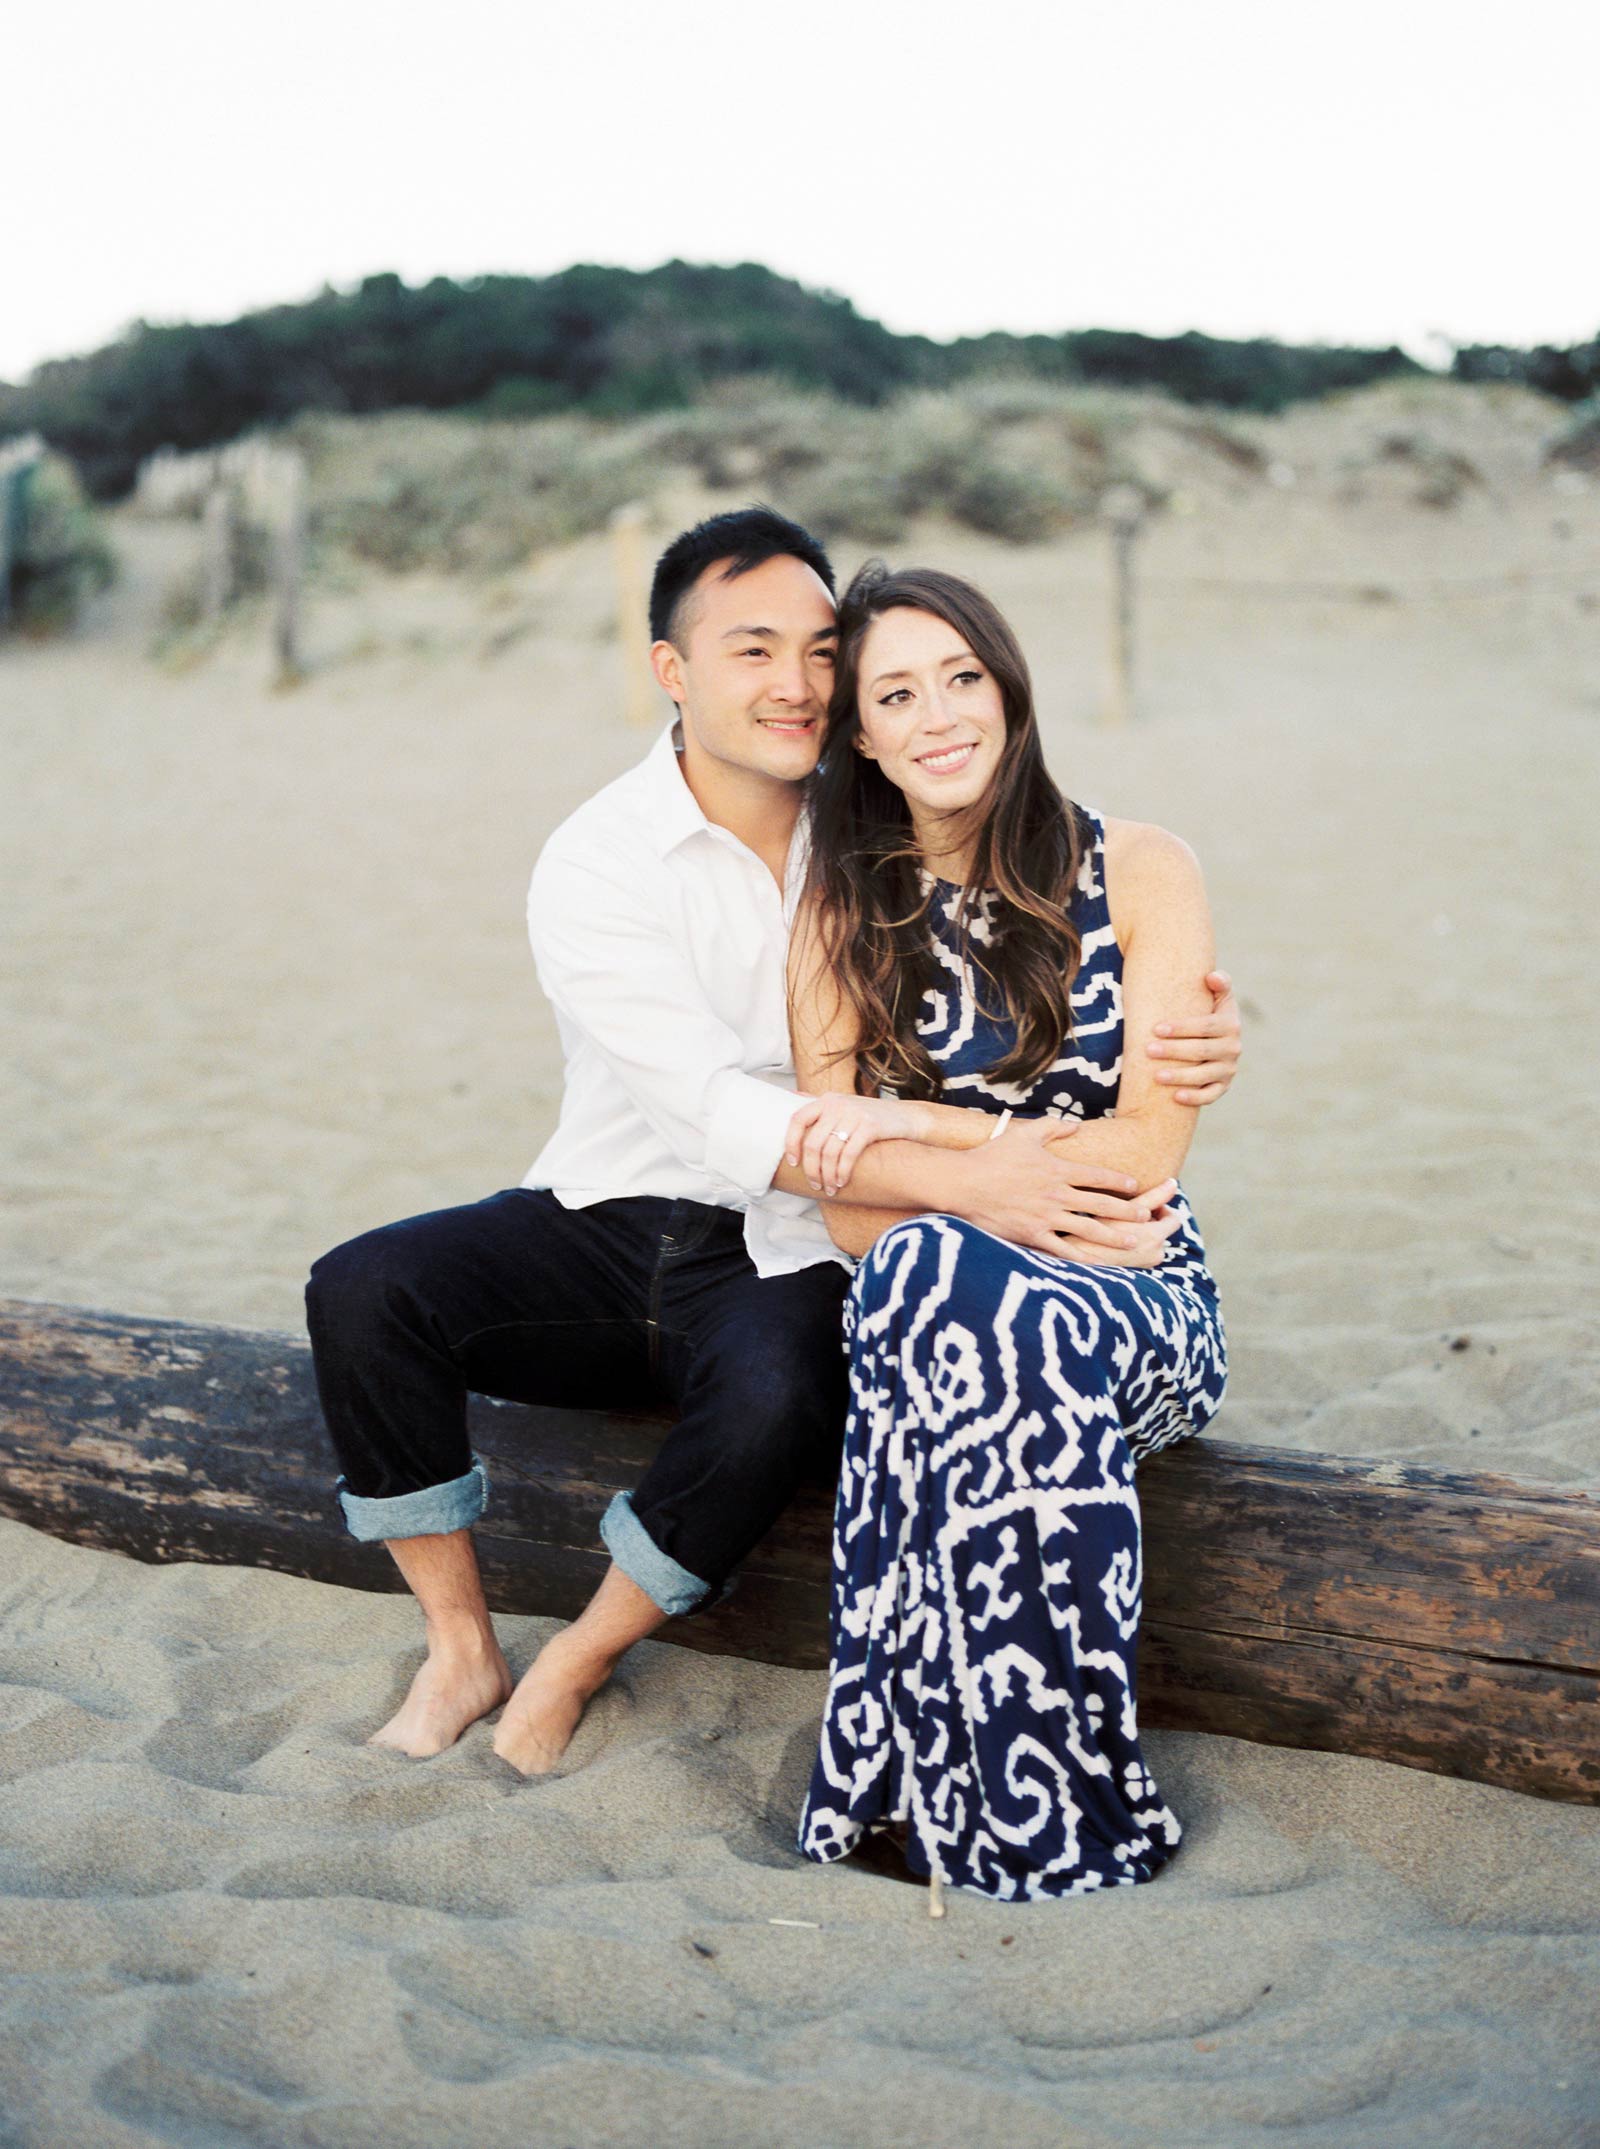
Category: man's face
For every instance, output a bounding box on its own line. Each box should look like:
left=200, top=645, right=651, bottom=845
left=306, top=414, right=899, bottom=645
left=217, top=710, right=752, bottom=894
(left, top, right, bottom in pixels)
left=653, top=553, right=838, bottom=785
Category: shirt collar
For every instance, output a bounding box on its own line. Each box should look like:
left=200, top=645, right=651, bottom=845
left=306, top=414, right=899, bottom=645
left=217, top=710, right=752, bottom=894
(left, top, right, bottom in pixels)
left=639, top=718, right=812, bottom=897
left=641, top=719, right=713, bottom=858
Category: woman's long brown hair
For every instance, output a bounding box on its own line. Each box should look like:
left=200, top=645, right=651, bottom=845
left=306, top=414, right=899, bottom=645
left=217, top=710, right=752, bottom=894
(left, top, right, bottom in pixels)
left=803, top=561, right=1090, bottom=1100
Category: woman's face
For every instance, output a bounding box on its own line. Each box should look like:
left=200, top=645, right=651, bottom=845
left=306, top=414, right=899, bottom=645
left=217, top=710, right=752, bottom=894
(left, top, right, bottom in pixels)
left=852, top=606, right=1008, bottom=820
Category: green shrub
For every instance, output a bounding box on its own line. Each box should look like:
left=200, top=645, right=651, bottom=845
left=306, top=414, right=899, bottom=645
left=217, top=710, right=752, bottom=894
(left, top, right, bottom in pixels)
left=275, top=387, right=1120, bottom=569
left=5, top=452, right=115, bottom=633
left=1546, top=396, right=1600, bottom=473
left=947, top=459, right=1079, bottom=542
left=630, top=387, right=836, bottom=489
left=1375, top=431, right=1484, bottom=508
left=297, top=413, right=656, bottom=573
left=1, top=263, right=1434, bottom=502
left=781, top=460, right=911, bottom=545
left=466, top=376, right=573, bottom=421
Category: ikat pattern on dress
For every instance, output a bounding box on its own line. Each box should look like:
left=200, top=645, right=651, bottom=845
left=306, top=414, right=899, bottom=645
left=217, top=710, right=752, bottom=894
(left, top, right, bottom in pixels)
left=799, top=809, right=1227, bottom=1899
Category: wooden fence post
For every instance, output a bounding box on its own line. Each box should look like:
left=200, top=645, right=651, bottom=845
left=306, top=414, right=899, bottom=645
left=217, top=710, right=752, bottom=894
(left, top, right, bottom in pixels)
left=1101, top=482, right=1145, bottom=727
left=0, top=467, right=15, bottom=635
left=137, top=441, right=309, bottom=677
left=199, top=477, right=234, bottom=627
left=610, top=502, right=657, bottom=727
left=271, top=451, right=307, bottom=685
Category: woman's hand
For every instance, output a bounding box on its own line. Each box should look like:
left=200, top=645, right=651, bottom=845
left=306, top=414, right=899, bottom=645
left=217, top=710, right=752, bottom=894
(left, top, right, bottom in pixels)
left=1052, top=1206, right=1182, bottom=1267
left=952, top=1117, right=1181, bottom=1257
left=784, top=1093, right=935, bottom=1197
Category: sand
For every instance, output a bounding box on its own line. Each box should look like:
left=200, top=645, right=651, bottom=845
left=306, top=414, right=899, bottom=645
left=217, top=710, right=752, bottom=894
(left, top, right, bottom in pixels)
left=3, top=380, right=1599, bottom=2143
left=3, top=1517, right=1598, bottom=2149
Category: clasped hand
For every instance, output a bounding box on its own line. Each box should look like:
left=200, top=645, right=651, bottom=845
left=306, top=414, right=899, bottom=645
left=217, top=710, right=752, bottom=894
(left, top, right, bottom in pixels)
left=784, top=1091, right=933, bottom=1198
left=957, top=1116, right=1179, bottom=1266
left=782, top=1097, right=1178, bottom=1267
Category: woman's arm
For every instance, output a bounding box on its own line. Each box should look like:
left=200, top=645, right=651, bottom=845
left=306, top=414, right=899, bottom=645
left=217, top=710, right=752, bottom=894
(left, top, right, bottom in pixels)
left=1042, top=818, right=1218, bottom=1188
left=783, top=898, right=1173, bottom=1263
left=784, top=900, right=930, bottom=1257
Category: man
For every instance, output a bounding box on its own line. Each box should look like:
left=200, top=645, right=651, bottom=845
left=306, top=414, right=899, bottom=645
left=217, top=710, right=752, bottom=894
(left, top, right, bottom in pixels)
left=305, top=507, right=1242, bottom=1776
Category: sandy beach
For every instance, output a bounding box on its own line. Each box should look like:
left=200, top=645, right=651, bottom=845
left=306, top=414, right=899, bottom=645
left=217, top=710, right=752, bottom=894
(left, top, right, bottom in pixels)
left=3, top=380, right=1599, bottom=2143
left=3, top=1510, right=1599, bottom=2149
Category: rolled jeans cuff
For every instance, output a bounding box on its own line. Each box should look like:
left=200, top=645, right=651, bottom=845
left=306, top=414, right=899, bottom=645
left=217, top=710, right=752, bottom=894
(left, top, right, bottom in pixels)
left=600, top=1490, right=711, bottom=1617
left=337, top=1456, right=490, bottom=1542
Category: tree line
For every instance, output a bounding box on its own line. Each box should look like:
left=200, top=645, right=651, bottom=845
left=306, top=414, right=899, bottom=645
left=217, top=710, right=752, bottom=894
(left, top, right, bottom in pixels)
left=1, top=260, right=1588, bottom=499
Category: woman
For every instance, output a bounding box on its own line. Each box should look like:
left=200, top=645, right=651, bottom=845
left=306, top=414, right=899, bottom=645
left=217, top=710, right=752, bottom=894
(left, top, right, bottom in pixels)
left=785, top=562, right=1227, bottom=1904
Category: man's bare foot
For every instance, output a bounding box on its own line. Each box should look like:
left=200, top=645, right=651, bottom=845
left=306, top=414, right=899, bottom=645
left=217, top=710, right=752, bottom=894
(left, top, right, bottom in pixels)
left=368, top=1630, right=514, bottom=1758
left=492, top=1628, right=615, bottom=1776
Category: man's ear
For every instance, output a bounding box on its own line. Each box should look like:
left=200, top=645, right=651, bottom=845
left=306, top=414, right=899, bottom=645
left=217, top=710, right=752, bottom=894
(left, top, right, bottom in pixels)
left=651, top=639, right=685, bottom=705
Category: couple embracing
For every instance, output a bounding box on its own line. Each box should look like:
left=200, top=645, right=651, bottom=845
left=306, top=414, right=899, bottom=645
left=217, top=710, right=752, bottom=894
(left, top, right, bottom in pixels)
left=305, top=506, right=1237, bottom=1904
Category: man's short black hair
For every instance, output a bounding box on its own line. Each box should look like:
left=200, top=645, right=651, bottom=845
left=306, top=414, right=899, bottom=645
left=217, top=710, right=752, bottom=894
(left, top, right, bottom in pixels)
left=649, top=505, right=835, bottom=647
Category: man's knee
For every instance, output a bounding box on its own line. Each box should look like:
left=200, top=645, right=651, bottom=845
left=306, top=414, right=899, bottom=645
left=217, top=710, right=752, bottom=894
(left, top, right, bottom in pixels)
left=304, top=1221, right=418, bottom=1346
left=709, top=1333, right=846, bottom=1466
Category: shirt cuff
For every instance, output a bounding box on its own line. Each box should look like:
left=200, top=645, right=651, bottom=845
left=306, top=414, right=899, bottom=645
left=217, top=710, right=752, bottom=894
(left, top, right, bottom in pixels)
left=704, top=1072, right=802, bottom=1199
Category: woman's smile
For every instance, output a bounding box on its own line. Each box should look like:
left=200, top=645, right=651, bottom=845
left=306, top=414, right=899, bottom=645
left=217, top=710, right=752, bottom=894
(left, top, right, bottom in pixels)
left=914, top=740, right=978, bottom=774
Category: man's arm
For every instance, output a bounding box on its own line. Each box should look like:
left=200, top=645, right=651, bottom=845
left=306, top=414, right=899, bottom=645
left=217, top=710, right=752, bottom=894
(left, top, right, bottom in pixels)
left=529, top=844, right=1076, bottom=1230
left=528, top=844, right=802, bottom=1199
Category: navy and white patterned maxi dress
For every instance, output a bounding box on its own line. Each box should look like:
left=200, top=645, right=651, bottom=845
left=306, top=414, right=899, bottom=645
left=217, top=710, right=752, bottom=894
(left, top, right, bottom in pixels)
left=799, top=808, right=1227, bottom=1901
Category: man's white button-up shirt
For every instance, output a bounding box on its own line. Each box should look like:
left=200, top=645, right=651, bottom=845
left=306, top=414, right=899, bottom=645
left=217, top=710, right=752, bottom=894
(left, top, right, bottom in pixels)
left=522, top=723, right=848, bottom=1278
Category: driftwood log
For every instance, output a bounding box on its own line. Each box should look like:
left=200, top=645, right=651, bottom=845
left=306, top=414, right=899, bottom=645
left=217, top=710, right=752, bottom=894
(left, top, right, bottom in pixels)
left=1, top=1298, right=1596, bottom=1805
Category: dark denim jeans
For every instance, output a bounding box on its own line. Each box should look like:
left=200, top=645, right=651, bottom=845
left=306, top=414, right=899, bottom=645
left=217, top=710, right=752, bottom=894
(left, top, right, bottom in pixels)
left=304, top=1188, right=851, bottom=1615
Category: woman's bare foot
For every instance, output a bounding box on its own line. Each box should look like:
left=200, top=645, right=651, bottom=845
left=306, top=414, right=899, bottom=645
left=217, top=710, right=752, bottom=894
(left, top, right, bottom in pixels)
left=368, top=1630, right=514, bottom=1758
left=492, top=1628, right=615, bottom=1776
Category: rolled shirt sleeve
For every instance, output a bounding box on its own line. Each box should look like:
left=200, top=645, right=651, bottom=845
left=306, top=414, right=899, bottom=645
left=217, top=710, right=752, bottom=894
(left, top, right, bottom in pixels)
left=702, top=1063, right=806, bottom=1200
left=528, top=842, right=799, bottom=1201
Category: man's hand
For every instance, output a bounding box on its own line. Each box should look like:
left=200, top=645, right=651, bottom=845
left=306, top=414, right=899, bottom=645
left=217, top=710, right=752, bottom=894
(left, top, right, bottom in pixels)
left=1146, top=968, right=1242, bottom=1106
left=951, top=1117, right=1180, bottom=1261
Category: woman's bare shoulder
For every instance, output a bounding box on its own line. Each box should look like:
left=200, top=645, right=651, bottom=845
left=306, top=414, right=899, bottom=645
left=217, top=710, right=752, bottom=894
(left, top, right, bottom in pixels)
left=1101, top=816, right=1201, bottom=878
left=1099, top=817, right=1205, bottom=943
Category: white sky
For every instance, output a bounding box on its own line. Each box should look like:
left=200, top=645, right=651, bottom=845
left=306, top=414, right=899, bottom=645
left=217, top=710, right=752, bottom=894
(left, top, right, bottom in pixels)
left=4, top=0, right=1595, bottom=384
